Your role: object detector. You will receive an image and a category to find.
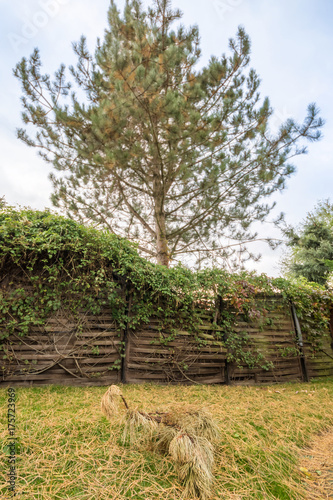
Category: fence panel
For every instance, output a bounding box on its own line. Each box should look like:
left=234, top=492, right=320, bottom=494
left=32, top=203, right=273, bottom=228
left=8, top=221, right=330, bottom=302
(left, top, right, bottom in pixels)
left=301, top=311, right=333, bottom=379
left=0, top=307, right=123, bottom=387
left=226, top=297, right=304, bottom=385
left=123, top=310, right=227, bottom=384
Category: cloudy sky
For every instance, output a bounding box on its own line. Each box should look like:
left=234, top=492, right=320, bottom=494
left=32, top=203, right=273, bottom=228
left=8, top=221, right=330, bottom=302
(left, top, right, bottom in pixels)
left=0, top=0, right=332, bottom=276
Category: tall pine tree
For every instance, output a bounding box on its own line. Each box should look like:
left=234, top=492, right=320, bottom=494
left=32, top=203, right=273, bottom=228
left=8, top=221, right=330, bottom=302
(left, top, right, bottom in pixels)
left=14, top=0, right=323, bottom=267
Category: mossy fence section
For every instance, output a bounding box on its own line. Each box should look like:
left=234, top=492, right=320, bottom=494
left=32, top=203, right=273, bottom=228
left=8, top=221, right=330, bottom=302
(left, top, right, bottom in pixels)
left=1, top=293, right=333, bottom=387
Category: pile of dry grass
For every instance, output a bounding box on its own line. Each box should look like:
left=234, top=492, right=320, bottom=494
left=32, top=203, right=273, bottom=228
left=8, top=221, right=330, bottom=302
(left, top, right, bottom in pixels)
left=101, top=385, right=219, bottom=499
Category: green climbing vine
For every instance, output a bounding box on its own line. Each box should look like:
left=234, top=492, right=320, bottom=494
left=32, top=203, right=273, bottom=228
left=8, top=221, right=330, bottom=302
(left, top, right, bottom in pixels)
left=0, top=207, right=332, bottom=377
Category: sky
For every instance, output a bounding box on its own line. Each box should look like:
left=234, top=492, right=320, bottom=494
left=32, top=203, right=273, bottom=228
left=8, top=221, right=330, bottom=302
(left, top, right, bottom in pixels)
left=0, top=0, right=332, bottom=276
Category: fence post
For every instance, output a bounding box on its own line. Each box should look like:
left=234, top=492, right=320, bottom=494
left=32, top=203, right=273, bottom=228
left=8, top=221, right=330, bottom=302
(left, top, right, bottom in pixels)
left=218, top=295, right=230, bottom=385
left=291, top=303, right=309, bottom=382
left=329, top=309, right=333, bottom=350
left=120, top=283, right=131, bottom=384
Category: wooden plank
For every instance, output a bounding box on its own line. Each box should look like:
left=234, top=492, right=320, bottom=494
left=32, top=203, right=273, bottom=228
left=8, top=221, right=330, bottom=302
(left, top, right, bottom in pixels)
left=308, top=367, right=333, bottom=374
left=262, top=367, right=302, bottom=376
left=0, top=376, right=120, bottom=387
left=2, top=369, right=69, bottom=376
left=129, top=359, right=225, bottom=368
left=305, top=360, right=333, bottom=368
left=234, top=329, right=294, bottom=335
left=80, top=355, right=120, bottom=364
left=10, top=341, right=119, bottom=350
left=6, top=348, right=121, bottom=361
left=130, top=350, right=226, bottom=360
left=2, top=373, right=73, bottom=381
left=125, top=372, right=224, bottom=383
left=181, top=368, right=225, bottom=375
left=77, top=331, right=122, bottom=337
left=0, top=370, right=119, bottom=381
left=74, top=340, right=122, bottom=346
left=80, top=366, right=117, bottom=374
left=125, top=372, right=170, bottom=380
left=10, top=353, right=75, bottom=360
left=9, top=345, right=69, bottom=351
left=129, top=338, right=225, bottom=349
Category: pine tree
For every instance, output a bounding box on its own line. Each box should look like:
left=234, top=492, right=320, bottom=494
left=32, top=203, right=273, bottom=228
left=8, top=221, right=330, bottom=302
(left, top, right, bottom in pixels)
left=282, top=200, right=333, bottom=285
left=14, top=0, right=323, bottom=267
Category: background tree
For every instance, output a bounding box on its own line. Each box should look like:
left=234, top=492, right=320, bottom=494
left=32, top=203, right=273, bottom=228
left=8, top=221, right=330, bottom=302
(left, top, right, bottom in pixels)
left=14, top=0, right=323, bottom=267
left=0, top=196, right=7, bottom=209
left=281, top=200, right=333, bottom=285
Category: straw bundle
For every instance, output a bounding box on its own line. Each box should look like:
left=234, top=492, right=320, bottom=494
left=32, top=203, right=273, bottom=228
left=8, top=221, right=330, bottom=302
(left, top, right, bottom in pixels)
left=100, top=385, right=219, bottom=499
left=123, top=409, right=158, bottom=445
left=100, top=384, right=122, bottom=420
left=169, top=434, right=214, bottom=499
left=160, top=406, right=220, bottom=442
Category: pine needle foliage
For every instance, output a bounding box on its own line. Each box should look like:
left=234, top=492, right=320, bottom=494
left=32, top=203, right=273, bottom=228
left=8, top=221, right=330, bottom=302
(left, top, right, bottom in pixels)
left=14, top=0, right=324, bottom=268
left=101, top=384, right=219, bottom=498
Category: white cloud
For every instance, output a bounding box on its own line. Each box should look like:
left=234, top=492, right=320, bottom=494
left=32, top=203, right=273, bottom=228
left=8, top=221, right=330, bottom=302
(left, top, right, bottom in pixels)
left=0, top=130, right=52, bottom=210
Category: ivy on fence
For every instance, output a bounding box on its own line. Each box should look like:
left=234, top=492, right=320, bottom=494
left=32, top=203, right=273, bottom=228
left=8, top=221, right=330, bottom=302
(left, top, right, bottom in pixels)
left=0, top=207, right=332, bottom=379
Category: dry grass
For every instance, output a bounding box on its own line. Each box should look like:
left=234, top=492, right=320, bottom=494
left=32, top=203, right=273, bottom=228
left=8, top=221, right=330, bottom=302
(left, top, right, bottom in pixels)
left=0, top=379, right=333, bottom=499
left=298, top=431, right=333, bottom=499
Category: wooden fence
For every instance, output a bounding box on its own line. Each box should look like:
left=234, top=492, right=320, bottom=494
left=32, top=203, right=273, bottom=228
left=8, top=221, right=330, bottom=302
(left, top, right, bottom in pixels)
left=1, top=295, right=333, bottom=387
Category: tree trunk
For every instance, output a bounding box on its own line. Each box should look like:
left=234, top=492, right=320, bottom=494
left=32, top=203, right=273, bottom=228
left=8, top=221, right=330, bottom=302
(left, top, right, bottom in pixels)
left=153, top=174, right=169, bottom=267
left=155, top=214, right=170, bottom=267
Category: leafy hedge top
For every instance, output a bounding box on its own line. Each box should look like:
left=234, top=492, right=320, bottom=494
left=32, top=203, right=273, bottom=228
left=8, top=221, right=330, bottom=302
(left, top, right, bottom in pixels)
left=0, top=208, right=332, bottom=353
left=0, top=207, right=140, bottom=270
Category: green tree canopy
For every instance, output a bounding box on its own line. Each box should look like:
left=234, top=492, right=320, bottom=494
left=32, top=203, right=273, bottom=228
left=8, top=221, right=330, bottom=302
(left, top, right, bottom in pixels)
left=282, top=200, right=333, bottom=285
left=14, top=0, right=323, bottom=267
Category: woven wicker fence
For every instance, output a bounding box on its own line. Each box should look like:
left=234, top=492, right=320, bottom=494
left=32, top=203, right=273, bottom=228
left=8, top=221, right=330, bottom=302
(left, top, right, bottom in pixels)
left=1, top=293, right=333, bottom=387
